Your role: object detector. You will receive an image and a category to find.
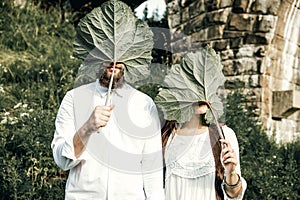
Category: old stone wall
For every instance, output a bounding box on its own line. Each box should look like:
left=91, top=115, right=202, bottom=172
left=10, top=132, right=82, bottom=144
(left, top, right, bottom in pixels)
left=166, top=0, right=300, bottom=143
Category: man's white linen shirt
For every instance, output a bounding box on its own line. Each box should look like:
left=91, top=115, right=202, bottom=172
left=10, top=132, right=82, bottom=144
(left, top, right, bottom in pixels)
left=51, top=80, right=164, bottom=200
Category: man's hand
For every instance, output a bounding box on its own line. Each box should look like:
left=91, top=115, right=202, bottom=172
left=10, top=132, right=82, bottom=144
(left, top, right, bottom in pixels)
left=85, top=105, right=114, bottom=134
left=73, top=105, right=114, bottom=158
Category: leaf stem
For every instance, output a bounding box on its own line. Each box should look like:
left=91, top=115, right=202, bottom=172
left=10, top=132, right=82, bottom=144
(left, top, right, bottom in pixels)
left=207, top=102, right=225, bottom=140
left=105, top=61, right=116, bottom=106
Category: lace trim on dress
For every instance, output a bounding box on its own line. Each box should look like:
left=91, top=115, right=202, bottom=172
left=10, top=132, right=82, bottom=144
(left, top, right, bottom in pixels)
left=166, top=158, right=215, bottom=179
left=165, top=131, right=216, bottom=179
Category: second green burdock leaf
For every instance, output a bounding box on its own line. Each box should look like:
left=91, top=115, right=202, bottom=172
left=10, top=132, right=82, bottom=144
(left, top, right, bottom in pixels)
left=155, top=46, right=225, bottom=124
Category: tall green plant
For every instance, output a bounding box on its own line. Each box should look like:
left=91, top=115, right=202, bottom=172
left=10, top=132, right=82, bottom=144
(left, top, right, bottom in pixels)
left=225, top=90, right=300, bottom=200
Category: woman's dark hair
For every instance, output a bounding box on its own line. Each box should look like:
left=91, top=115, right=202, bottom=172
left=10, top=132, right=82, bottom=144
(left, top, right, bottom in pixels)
left=161, top=113, right=209, bottom=149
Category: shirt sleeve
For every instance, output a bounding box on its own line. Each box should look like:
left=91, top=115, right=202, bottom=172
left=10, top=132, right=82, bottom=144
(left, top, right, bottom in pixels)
left=51, top=91, right=86, bottom=171
left=221, top=126, right=247, bottom=200
left=141, top=102, right=165, bottom=200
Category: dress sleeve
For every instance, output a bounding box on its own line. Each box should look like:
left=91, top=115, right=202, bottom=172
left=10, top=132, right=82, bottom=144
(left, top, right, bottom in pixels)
left=221, top=126, right=247, bottom=200
left=141, top=103, right=165, bottom=200
left=51, top=91, right=86, bottom=171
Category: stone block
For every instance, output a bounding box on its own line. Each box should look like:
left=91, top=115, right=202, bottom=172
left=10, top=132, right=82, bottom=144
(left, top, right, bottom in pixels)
left=188, top=14, right=206, bottom=34
left=206, top=8, right=231, bottom=25
left=252, top=0, right=281, bottom=15
left=272, top=39, right=298, bottom=57
left=252, top=87, right=262, bottom=102
left=181, top=7, right=189, bottom=23
left=191, top=28, right=208, bottom=42
left=220, top=49, right=234, bottom=60
left=254, top=46, right=266, bottom=57
left=219, top=0, right=234, bottom=8
left=259, top=54, right=271, bottom=74
left=244, top=33, right=271, bottom=45
left=269, top=75, right=294, bottom=91
left=256, top=15, right=277, bottom=33
left=261, top=87, right=272, bottom=116
left=222, top=60, right=235, bottom=75
left=230, top=37, right=244, bottom=48
left=259, top=74, right=270, bottom=88
left=167, top=1, right=179, bottom=15
left=249, top=74, right=260, bottom=87
left=223, top=31, right=246, bottom=39
left=224, top=76, right=246, bottom=89
left=292, top=67, right=300, bottom=85
left=169, top=14, right=181, bottom=28
left=290, top=26, right=300, bottom=45
left=213, top=39, right=230, bottom=51
left=272, top=36, right=286, bottom=51
left=236, top=45, right=255, bottom=58
left=275, top=2, right=291, bottom=37
left=180, top=0, right=194, bottom=7
left=207, top=25, right=225, bottom=40
left=189, top=1, right=206, bottom=18
left=233, top=0, right=255, bottom=13
left=225, top=74, right=260, bottom=88
left=271, top=53, right=297, bottom=83
left=205, top=0, right=219, bottom=11
left=272, top=90, right=300, bottom=118
left=229, top=13, right=256, bottom=31
left=234, top=57, right=258, bottom=75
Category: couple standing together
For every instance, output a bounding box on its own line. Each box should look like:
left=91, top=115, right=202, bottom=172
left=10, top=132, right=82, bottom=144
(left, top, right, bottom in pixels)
left=51, top=1, right=247, bottom=199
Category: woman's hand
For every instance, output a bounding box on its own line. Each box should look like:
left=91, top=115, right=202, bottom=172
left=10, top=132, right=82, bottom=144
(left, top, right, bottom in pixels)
left=220, top=139, right=242, bottom=198
left=220, top=138, right=237, bottom=174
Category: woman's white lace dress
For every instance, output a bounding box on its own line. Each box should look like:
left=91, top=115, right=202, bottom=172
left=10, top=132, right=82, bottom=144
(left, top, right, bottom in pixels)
left=164, top=126, right=247, bottom=200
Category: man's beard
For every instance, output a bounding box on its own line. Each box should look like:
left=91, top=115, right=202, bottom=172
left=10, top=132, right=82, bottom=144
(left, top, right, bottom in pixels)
left=99, top=69, right=125, bottom=89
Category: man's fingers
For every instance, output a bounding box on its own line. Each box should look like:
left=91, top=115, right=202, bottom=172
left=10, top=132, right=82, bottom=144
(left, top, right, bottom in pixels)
left=109, top=104, right=115, bottom=110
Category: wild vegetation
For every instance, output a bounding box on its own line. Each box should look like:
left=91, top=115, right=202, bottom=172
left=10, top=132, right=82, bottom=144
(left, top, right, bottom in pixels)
left=0, top=1, right=299, bottom=199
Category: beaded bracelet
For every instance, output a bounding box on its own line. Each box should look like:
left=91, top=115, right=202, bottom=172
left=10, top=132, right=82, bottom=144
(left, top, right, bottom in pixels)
left=223, top=173, right=242, bottom=189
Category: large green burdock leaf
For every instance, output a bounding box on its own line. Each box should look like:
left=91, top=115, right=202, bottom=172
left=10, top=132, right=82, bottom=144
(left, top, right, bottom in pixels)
left=73, top=0, right=153, bottom=85
left=155, top=46, right=225, bottom=124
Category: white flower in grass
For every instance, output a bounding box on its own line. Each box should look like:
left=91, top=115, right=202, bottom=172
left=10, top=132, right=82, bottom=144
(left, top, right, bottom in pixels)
left=14, top=103, right=22, bottom=109
left=0, top=86, right=4, bottom=93
left=7, top=116, right=18, bottom=125
left=20, top=113, right=29, bottom=117
left=1, top=117, right=7, bottom=124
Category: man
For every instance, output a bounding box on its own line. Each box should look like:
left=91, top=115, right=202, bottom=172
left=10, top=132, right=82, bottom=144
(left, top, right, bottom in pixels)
left=51, top=62, right=164, bottom=199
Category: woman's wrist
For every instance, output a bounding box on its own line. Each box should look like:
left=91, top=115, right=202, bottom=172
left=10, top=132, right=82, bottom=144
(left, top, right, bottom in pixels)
left=224, top=172, right=242, bottom=189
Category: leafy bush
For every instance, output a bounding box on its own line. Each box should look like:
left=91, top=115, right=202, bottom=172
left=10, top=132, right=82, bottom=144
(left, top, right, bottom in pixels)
left=225, top=90, right=300, bottom=200
left=0, top=107, right=67, bottom=199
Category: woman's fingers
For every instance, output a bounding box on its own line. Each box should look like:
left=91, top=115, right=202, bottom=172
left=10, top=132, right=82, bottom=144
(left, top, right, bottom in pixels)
left=220, top=139, right=237, bottom=171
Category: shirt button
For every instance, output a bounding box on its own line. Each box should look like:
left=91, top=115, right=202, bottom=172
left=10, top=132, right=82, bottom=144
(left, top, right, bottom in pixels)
left=169, top=163, right=175, bottom=169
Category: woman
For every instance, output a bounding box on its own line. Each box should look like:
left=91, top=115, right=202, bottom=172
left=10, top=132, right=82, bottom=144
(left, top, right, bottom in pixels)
left=162, top=102, right=247, bottom=200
